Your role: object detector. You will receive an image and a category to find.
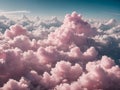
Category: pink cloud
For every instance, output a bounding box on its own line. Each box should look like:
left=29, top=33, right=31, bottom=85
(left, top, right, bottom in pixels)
left=0, top=12, right=120, bottom=90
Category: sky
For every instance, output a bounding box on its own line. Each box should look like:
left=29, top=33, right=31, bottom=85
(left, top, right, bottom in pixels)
left=0, top=0, right=120, bottom=20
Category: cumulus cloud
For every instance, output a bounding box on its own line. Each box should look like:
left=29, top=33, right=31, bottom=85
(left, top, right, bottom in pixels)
left=0, top=12, right=120, bottom=90
left=92, top=18, right=120, bottom=64
left=0, top=13, right=62, bottom=40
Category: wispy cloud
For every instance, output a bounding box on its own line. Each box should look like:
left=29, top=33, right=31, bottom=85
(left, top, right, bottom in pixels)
left=104, top=12, right=120, bottom=16
left=0, top=10, right=30, bottom=15
left=109, top=12, right=120, bottom=16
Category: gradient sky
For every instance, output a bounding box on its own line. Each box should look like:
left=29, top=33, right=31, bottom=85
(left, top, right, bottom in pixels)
left=0, top=0, right=120, bottom=20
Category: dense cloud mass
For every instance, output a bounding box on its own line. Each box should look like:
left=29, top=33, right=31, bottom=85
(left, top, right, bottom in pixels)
left=0, top=12, right=120, bottom=90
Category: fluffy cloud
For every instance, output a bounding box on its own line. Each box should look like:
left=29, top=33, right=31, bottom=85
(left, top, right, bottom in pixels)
left=0, top=14, right=62, bottom=40
left=92, top=19, right=120, bottom=64
left=0, top=12, right=120, bottom=90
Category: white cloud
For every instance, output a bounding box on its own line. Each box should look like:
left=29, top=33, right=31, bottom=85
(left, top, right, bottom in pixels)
left=0, top=10, right=30, bottom=15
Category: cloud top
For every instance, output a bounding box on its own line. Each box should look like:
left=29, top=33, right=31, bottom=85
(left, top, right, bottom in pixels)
left=0, top=12, right=120, bottom=90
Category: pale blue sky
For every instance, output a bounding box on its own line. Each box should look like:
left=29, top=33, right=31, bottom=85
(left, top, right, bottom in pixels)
left=0, top=0, right=120, bottom=20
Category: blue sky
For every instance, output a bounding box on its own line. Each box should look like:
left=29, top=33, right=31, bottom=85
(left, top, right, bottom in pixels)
left=0, top=0, right=120, bottom=20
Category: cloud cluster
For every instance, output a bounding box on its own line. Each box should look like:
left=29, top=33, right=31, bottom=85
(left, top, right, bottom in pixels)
left=0, top=12, right=120, bottom=90
left=92, top=18, right=120, bottom=64
left=0, top=14, right=62, bottom=40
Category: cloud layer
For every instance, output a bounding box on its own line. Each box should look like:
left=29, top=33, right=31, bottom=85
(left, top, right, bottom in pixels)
left=0, top=12, right=120, bottom=90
